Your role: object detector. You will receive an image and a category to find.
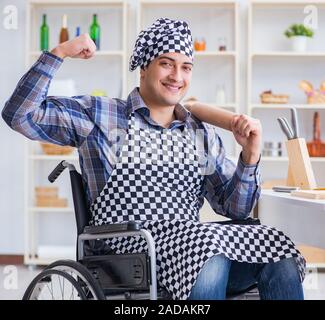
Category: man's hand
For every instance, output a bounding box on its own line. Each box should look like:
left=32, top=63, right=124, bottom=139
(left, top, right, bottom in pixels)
left=230, top=114, right=262, bottom=165
left=50, top=33, right=97, bottom=60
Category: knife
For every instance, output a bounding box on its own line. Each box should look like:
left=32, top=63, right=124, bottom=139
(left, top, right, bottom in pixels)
left=290, top=107, right=299, bottom=138
left=277, top=117, right=293, bottom=140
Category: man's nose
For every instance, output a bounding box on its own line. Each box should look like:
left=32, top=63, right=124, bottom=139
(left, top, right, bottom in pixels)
left=169, top=67, right=183, bottom=82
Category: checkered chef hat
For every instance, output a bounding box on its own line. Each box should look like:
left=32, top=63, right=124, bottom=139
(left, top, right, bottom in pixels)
left=129, top=18, right=193, bottom=71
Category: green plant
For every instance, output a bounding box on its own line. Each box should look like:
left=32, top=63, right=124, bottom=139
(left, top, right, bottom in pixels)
left=284, top=24, right=314, bottom=38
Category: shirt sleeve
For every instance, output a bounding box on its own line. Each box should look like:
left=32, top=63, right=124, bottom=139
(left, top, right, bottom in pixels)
left=201, top=125, right=261, bottom=220
left=1, top=51, right=96, bottom=147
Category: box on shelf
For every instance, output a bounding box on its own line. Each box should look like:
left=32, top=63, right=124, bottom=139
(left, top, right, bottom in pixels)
left=36, top=198, right=68, bottom=207
left=40, top=142, right=74, bottom=155
left=35, top=186, right=68, bottom=207
left=35, top=186, right=58, bottom=198
left=260, top=90, right=289, bottom=104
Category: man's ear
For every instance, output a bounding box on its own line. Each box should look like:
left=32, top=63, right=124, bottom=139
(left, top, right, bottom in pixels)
left=140, top=67, right=145, bottom=79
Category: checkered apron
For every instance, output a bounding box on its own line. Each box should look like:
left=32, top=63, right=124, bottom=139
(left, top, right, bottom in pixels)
left=90, top=112, right=306, bottom=300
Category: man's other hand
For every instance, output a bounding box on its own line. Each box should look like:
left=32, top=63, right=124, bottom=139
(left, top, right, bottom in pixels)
left=230, top=114, right=262, bottom=165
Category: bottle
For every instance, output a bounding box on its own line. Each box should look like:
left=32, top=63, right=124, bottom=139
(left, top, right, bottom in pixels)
left=218, top=37, right=227, bottom=51
left=59, top=14, right=69, bottom=43
left=40, top=14, right=49, bottom=51
left=90, top=14, right=100, bottom=49
left=216, top=84, right=226, bottom=105
left=75, top=26, right=81, bottom=37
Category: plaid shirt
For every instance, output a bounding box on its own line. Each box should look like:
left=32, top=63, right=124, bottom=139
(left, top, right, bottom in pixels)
left=2, top=52, right=261, bottom=219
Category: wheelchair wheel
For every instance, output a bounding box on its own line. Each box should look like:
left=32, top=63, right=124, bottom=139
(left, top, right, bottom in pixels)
left=23, top=269, right=87, bottom=300
left=45, top=260, right=106, bottom=300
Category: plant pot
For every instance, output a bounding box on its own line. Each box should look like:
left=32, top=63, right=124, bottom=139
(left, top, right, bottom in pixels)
left=292, top=36, right=308, bottom=52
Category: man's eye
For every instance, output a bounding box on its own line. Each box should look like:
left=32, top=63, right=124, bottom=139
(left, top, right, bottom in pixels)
left=161, top=62, right=172, bottom=67
left=184, top=66, right=192, bottom=72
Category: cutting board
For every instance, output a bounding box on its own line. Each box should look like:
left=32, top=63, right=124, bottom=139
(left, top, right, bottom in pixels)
left=291, top=190, right=325, bottom=199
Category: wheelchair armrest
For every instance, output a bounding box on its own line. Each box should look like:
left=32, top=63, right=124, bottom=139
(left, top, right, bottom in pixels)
left=214, top=217, right=261, bottom=226
left=83, top=221, right=142, bottom=234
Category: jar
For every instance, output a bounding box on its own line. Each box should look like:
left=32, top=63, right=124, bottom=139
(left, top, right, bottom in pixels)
left=194, top=38, right=206, bottom=51
left=218, top=37, right=227, bottom=51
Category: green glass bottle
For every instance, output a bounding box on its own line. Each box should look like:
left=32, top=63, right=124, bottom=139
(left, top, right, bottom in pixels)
left=40, top=14, right=49, bottom=51
left=90, top=14, right=100, bottom=50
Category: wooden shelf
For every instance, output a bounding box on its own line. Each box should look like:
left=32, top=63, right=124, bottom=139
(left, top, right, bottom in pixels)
left=251, top=0, right=325, bottom=7
left=29, top=207, right=74, bottom=213
left=30, top=0, right=125, bottom=6
left=194, top=51, right=236, bottom=57
left=29, top=155, right=78, bottom=161
left=251, top=104, right=325, bottom=110
left=261, top=156, right=325, bottom=162
left=141, top=0, right=237, bottom=7
left=252, top=52, right=325, bottom=57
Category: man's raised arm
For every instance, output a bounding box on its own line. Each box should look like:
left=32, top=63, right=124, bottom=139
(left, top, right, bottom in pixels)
left=2, top=34, right=97, bottom=147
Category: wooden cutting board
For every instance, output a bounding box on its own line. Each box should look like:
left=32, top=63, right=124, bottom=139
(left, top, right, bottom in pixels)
left=291, top=190, right=325, bottom=199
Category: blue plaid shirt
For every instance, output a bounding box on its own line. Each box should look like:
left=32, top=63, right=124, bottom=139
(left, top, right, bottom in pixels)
left=2, top=52, right=261, bottom=219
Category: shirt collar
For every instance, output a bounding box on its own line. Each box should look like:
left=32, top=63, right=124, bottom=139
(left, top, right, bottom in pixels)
left=126, top=87, right=191, bottom=124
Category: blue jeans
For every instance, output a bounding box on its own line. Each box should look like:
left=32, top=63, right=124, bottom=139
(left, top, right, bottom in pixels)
left=188, top=254, right=304, bottom=300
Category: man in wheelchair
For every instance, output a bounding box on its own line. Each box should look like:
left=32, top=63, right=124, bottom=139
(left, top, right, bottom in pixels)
left=2, top=17, right=305, bottom=300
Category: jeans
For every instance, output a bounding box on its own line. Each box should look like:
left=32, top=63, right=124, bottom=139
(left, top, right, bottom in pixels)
left=188, top=254, right=304, bottom=300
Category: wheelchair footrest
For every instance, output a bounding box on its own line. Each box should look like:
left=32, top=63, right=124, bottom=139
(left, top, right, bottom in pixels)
left=81, top=253, right=150, bottom=291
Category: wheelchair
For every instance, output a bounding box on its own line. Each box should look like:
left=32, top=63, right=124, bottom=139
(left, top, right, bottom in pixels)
left=23, top=161, right=259, bottom=300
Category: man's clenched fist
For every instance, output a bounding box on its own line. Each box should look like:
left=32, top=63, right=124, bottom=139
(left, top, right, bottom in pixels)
left=50, top=33, right=96, bottom=59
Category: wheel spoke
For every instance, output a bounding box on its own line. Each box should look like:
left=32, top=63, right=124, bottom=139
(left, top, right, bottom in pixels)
left=58, top=274, right=64, bottom=299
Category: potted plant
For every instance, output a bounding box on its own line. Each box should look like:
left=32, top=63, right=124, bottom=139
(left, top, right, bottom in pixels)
left=284, top=24, right=314, bottom=52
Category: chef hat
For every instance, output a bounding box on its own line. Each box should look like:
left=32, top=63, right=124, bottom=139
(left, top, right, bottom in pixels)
left=129, top=18, right=193, bottom=71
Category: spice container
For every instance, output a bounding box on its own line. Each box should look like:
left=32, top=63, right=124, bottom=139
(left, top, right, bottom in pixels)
left=218, top=37, right=227, bottom=51
left=194, top=38, right=206, bottom=51
left=262, top=141, right=282, bottom=157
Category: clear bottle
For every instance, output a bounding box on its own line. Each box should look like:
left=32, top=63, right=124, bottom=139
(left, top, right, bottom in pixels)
left=90, top=14, right=100, bottom=50
left=59, top=14, right=69, bottom=43
left=40, top=14, right=49, bottom=51
left=218, top=37, right=227, bottom=51
left=216, top=84, right=226, bottom=105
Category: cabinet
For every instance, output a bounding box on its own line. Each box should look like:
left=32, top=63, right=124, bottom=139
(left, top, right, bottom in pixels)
left=247, top=0, right=325, bottom=185
left=25, top=0, right=128, bottom=265
left=259, top=190, right=325, bottom=269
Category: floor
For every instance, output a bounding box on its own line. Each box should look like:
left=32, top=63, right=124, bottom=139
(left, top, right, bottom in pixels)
left=0, top=265, right=324, bottom=300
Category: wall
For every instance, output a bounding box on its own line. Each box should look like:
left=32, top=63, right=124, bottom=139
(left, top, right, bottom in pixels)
left=0, top=0, right=26, bottom=254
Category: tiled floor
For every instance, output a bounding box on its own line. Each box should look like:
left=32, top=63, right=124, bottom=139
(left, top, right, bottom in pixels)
left=0, top=265, right=324, bottom=300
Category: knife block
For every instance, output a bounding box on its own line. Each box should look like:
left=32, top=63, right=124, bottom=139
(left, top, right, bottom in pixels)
left=285, top=138, right=317, bottom=189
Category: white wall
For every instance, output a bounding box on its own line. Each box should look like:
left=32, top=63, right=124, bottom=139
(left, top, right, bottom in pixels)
left=0, top=0, right=27, bottom=254
left=0, top=0, right=323, bottom=254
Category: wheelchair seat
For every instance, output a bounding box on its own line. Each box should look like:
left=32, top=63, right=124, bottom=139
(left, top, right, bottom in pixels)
left=23, top=160, right=259, bottom=300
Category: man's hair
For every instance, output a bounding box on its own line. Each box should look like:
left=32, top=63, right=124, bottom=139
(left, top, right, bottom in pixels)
left=140, top=61, right=150, bottom=70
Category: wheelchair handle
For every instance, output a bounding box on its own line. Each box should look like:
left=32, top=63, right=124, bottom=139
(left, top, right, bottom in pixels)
left=48, top=160, right=76, bottom=183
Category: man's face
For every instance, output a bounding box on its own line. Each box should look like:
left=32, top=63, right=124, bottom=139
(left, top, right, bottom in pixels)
left=140, top=52, right=193, bottom=107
